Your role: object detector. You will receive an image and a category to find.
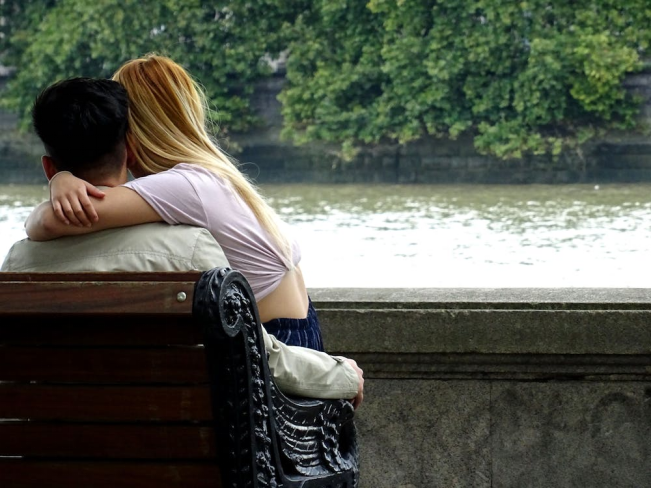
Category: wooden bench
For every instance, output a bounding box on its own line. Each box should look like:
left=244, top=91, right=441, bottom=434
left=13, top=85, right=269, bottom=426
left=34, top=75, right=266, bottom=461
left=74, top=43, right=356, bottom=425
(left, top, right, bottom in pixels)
left=0, top=267, right=359, bottom=487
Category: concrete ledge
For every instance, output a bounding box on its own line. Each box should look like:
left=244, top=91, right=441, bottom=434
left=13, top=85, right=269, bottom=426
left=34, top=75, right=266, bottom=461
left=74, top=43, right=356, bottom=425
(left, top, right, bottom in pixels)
left=311, top=287, right=651, bottom=309
left=309, top=288, right=651, bottom=487
left=312, top=288, right=651, bottom=357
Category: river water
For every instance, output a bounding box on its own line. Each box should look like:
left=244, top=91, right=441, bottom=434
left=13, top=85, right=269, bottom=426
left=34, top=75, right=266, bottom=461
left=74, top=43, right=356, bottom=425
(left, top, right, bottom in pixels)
left=1, top=182, right=650, bottom=288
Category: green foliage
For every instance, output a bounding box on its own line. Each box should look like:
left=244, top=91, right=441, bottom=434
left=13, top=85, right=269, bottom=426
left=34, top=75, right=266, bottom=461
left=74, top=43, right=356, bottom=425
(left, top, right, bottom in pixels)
left=280, top=0, right=651, bottom=160
left=278, top=0, right=386, bottom=160
left=0, top=0, right=304, bottom=134
left=3, top=0, right=651, bottom=160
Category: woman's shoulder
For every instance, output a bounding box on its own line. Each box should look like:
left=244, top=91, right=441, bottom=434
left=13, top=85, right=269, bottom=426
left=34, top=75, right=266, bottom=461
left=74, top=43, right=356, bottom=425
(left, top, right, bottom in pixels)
left=127, top=163, right=226, bottom=196
left=172, top=162, right=215, bottom=176
left=171, top=163, right=228, bottom=184
left=166, top=163, right=238, bottom=204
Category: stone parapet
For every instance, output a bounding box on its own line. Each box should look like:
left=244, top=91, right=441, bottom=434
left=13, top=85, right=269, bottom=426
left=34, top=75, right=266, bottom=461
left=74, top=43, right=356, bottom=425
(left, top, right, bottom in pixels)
left=309, top=288, right=651, bottom=487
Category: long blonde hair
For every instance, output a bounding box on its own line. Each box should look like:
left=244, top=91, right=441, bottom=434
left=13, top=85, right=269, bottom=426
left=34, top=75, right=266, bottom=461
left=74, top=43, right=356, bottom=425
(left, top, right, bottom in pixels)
left=112, top=54, right=291, bottom=262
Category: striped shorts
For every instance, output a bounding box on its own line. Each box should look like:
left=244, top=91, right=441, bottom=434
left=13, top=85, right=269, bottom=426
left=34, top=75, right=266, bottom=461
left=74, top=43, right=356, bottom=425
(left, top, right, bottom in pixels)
left=262, top=297, right=325, bottom=352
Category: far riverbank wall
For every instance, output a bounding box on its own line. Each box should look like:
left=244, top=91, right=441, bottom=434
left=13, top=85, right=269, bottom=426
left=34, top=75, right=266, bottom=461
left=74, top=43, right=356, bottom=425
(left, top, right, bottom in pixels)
left=2, top=72, right=651, bottom=184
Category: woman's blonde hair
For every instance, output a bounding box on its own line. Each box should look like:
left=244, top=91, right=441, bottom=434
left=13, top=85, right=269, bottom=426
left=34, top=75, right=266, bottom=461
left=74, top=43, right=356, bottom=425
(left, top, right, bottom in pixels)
left=112, top=54, right=291, bottom=262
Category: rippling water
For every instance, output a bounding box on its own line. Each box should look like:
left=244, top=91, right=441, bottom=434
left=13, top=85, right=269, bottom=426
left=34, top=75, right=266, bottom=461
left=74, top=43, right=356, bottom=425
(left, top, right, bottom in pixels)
left=1, top=183, right=651, bottom=288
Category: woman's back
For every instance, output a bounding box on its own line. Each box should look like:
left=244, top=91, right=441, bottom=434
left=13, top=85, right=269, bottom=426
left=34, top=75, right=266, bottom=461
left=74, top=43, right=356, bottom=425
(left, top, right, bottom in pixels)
left=114, top=54, right=323, bottom=350
left=123, top=163, right=310, bottom=322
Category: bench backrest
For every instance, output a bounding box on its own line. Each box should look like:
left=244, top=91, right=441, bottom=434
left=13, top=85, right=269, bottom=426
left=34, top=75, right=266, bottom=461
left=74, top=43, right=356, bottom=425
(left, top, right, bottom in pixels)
left=0, top=268, right=359, bottom=487
left=0, top=271, right=219, bottom=487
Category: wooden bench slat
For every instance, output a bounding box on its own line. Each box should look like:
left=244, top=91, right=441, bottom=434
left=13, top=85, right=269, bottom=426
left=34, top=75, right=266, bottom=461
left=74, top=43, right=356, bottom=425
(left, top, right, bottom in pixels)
left=0, top=318, right=203, bottom=346
left=0, top=347, right=209, bottom=383
left=0, top=423, right=216, bottom=459
left=0, top=460, right=221, bottom=488
left=0, top=385, right=212, bottom=421
left=0, top=272, right=203, bottom=282
left=0, top=282, right=196, bottom=315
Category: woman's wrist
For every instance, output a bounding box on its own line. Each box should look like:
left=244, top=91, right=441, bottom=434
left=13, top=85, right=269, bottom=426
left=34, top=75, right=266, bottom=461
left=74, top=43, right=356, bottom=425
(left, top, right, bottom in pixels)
left=49, top=170, right=73, bottom=184
left=48, top=170, right=73, bottom=198
left=48, top=170, right=73, bottom=188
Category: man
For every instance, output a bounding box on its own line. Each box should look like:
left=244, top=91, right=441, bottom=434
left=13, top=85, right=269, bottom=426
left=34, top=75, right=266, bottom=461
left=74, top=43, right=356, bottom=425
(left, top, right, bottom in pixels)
left=2, top=77, right=363, bottom=407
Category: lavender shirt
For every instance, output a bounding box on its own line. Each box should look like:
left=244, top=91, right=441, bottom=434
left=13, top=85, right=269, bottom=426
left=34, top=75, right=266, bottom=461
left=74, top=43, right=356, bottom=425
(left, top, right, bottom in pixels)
left=123, top=163, right=300, bottom=300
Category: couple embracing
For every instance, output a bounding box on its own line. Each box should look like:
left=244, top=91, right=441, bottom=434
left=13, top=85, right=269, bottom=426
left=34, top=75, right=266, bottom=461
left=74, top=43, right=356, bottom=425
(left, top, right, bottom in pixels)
left=1, top=54, right=364, bottom=407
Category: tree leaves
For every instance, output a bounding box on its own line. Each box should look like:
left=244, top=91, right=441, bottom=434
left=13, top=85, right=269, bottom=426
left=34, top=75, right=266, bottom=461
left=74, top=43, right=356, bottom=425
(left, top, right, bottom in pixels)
left=0, top=0, right=304, bottom=137
left=280, top=0, right=651, bottom=160
left=2, top=0, right=650, bottom=160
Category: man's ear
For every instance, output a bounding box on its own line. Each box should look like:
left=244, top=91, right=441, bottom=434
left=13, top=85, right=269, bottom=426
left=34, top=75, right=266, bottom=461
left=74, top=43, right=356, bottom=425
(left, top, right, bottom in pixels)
left=125, top=145, right=134, bottom=167
left=41, top=155, right=58, bottom=181
left=125, top=144, right=144, bottom=178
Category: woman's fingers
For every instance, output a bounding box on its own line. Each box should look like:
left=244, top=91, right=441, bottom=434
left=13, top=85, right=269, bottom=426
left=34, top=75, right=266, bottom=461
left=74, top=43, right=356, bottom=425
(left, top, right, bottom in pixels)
left=63, top=200, right=85, bottom=226
left=72, top=204, right=92, bottom=226
left=345, top=358, right=364, bottom=410
left=51, top=200, right=70, bottom=225
left=54, top=192, right=99, bottom=227
left=84, top=182, right=106, bottom=199
left=78, top=192, right=99, bottom=224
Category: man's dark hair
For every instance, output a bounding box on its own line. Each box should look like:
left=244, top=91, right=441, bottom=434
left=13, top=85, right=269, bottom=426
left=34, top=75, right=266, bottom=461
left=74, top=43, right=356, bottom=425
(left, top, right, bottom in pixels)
left=31, top=77, right=129, bottom=178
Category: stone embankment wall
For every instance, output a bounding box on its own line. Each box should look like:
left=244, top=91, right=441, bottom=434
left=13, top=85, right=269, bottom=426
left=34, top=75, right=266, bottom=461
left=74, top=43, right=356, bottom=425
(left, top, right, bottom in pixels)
left=233, top=70, right=651, bottom=184
left=2, top=71, right=651, bottom=183
left=311, top=288, right=651, bottom=487
left=0, top=109, right=43, bottom=184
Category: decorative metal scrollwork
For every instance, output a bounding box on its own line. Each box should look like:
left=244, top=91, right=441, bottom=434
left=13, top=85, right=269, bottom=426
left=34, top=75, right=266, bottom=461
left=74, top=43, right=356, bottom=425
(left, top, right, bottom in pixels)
left=194, top=267, right=360, bottom=487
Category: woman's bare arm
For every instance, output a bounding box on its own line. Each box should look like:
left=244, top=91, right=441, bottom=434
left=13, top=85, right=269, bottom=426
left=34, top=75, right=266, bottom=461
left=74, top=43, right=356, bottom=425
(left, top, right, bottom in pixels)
left=25, top=187, right=162, bottom=241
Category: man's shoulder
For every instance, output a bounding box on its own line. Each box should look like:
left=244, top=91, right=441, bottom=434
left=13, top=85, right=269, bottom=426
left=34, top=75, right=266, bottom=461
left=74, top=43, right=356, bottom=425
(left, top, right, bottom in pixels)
left=1, top=223, right=228, bottom=272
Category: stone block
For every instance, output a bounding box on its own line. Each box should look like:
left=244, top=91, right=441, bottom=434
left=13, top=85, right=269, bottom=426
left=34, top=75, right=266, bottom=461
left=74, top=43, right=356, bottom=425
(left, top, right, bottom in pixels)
left=491, top=381, right=651, bottom=487
left=356, top=379, right=490, bottom=487
left=319, top=308, right=651, bottom=356
left=598, top=153, right=651, bottom=169
left=465, top=157, right=487, bottom=169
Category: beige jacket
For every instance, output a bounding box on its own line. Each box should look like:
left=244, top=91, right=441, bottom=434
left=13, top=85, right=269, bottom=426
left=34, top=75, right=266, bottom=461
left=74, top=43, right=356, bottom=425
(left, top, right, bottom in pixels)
left=1, top=223, right=358, bottom=399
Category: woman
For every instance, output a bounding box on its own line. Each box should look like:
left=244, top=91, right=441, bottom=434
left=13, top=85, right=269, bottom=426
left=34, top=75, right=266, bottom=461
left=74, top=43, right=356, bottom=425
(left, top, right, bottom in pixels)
left=27, top=54, right=324, bottom=351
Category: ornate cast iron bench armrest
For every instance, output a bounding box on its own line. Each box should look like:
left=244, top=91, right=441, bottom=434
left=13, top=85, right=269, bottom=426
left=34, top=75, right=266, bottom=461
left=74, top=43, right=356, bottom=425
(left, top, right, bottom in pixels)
left=196, top=267, right=360, bottom=487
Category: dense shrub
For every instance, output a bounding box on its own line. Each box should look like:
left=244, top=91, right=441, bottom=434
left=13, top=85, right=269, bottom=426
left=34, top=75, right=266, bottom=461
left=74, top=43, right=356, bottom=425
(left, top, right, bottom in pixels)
left=3, top=0, right=650, bottom=160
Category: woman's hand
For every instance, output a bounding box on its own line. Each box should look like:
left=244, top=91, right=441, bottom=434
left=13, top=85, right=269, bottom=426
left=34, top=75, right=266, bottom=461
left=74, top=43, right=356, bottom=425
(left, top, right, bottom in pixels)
left=49, top=171, right=105, bottom=226
left=345, top=358, right=364, bottom=410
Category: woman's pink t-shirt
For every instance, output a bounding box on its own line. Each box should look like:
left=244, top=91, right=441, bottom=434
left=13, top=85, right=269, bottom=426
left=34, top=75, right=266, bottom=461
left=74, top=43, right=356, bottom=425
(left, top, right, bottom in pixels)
left=123, top=163, right=300, bottom=300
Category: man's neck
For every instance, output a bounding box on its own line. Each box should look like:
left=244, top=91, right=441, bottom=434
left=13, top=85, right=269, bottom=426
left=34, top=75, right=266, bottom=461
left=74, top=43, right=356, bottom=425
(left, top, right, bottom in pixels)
left=89, top=176, right=124, bottom=188
left=84, top=166, right=130, bottom=188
